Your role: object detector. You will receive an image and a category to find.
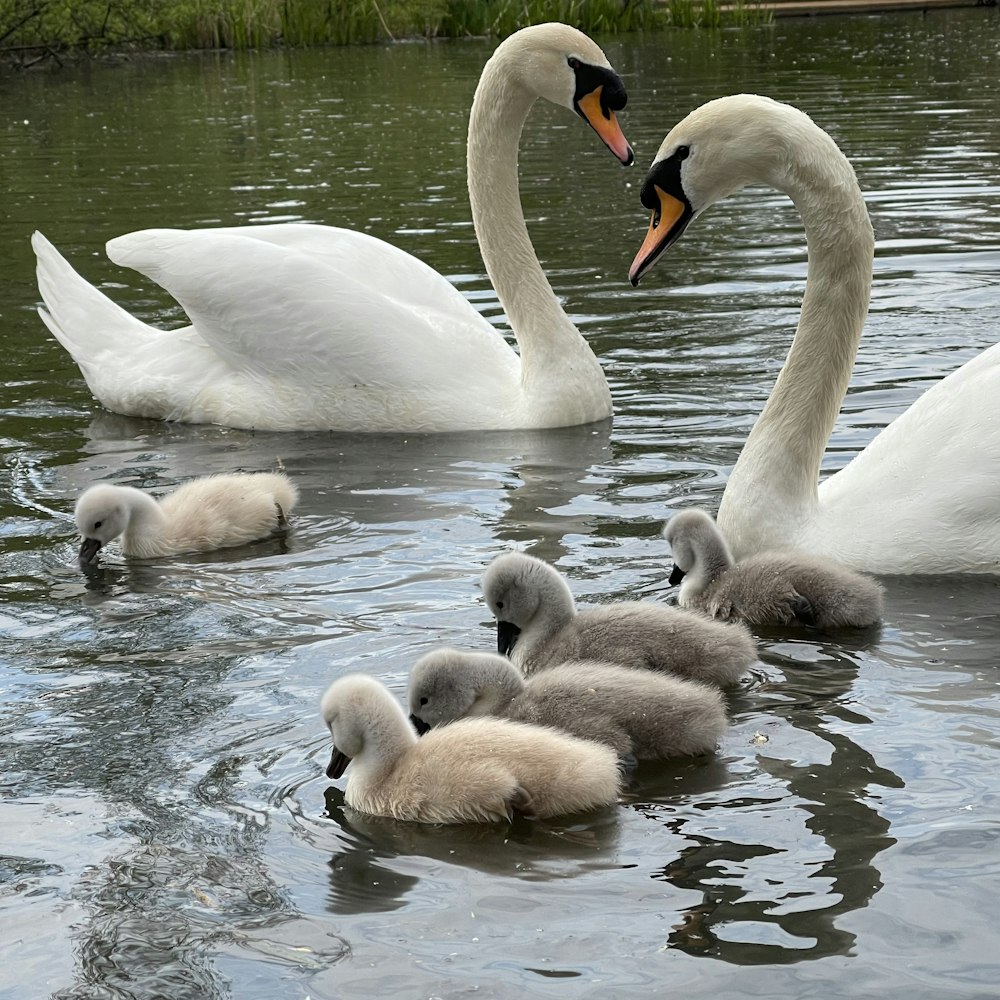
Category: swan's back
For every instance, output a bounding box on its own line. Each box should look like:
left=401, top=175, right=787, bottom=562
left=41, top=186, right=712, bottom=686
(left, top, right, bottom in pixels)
left=509, top=662, right=728, bottom=759
left=704, top=551, right=884, bottom=629
left=526, top=602, right=756, bottom=688
left=152, top=472, right=296, bottom=555
left=349, top=717, right=621, bottom=824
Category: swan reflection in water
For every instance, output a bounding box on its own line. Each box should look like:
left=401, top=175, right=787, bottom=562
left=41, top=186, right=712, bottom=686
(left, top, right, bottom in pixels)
left=636, top=638, right=899, bottom=964
left=319, top=785, right=623, bottom=916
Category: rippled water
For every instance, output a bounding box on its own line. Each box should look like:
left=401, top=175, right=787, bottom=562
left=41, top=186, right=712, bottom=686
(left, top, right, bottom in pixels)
left=2, top=10, right=1000, bottom=999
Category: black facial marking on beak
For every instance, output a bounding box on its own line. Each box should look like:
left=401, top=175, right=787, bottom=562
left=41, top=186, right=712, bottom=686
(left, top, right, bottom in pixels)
left=496, top=620, right=522, bottom=657
left=79, top=537, right=102, bottom=566
left=669, top=564, right=687, bottom=586
left=629, top=145, right=696, bottom=286
left=570, top=60, right=633, bottom=166
left=409, top=713, right=431, bottom=736
left=326, top=746, right=351, bottom=779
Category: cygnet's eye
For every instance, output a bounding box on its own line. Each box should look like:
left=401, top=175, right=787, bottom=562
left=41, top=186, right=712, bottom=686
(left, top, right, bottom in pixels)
left=419, top=696, right=428, bottom=707
left=496, top=600, right=504, bottom=609
left=94, top=520, right=103, bottom=530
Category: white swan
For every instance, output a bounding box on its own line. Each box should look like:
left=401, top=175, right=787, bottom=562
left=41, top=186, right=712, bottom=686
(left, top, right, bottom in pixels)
left=75, top=472, right=297, bottom=562
left=630, top=94, right=1000, bottom=575
left=33, top=23, right=633, bottom=433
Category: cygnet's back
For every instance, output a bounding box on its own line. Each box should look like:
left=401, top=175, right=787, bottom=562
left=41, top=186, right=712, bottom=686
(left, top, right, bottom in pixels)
left=75, top=471, right=298, bottom=561
left=321, top=673, right=621, bottom=824
left=664, top=508, right=884, bottom=629
left=481, top=551, right=756, bottom=687
left=408, top=647, right=728, bottom=760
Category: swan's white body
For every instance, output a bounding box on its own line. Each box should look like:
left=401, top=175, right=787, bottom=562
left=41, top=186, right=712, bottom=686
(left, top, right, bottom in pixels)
left=631, top=95, right=1000, bottom=575
left=33, top=24, right=631, bottom=433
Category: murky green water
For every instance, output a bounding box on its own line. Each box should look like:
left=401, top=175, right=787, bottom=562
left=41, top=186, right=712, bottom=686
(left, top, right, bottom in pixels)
left=2, top=10, right=1000, bottom=999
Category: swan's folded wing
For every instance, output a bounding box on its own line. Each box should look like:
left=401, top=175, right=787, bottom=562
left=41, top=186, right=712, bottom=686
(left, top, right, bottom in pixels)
left=200, top=223, right=490, bottom=325
left=819, top=342, right=1000, bottom=570
left=106, top=228, right=520, bottom=392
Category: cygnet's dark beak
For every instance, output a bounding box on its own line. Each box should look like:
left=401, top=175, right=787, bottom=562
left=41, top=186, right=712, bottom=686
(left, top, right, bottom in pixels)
left=79, top=537, right=102, bottom=566
left=409, top=713, right=431, bottom=736
left=496, top=620, right=521, bottom=657
left=326, top=746, right=351, bottom=779
left=668, top=564, right=686, bottom=586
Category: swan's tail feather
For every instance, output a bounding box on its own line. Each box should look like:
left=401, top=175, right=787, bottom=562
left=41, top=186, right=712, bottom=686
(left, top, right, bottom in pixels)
left=32, top=231, right=156, bottom=381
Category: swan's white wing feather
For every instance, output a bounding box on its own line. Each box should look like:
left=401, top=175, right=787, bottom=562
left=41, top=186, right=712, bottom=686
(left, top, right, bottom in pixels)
left=106, top=228, right=520, bottom=392
left=200, top=223, right=489, bottom=323
left=817, top=343, right=1000, bottom=572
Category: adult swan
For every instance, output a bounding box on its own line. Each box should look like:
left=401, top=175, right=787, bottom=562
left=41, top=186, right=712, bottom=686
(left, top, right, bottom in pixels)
left=32, top=24, right=632, bottom=433
left=630, top=94, right=1000, bottom=575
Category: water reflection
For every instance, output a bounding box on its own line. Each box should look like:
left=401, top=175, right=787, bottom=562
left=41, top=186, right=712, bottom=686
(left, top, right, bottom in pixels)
left=634, top=638, right=900, bottom=964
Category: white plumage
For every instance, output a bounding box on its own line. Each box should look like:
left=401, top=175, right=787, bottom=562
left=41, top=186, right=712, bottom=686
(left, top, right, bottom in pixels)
left=33, top=23, right=633, bottom=432
left=631, top=94, right=1000, bottom=574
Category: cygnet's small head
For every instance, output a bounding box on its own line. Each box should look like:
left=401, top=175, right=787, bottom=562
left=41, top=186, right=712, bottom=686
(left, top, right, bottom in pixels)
left=663, top=508, right=731, bottom=585
left=630, top=95, right=824, bottom=285
left=407, top=648, right=483, bottom=734
left=491, top=23, right=633, bottom=166
left=74, top=484, right=132, bottom=565
left=481, top=552, right=575, bottom=656
left=319, top=674, right=384, bottom=779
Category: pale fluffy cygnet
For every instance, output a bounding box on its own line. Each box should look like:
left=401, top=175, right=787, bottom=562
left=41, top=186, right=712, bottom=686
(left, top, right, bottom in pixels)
left=663, top=507, right=885, bottom=628
left=320, top=673, right=621, bottom=824
left=407, top=647, right=728, bottom=761
left=74, top=471, right=297, bottom=564
left=480, top=551, right=756, bottom=687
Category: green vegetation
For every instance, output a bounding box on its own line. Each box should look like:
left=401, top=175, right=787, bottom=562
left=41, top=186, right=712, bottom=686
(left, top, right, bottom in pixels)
left=0, top=0, right=771, bottom=62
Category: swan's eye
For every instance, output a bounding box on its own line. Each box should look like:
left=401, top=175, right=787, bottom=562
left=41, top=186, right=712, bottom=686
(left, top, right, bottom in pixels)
left=94, top=520, right=103, bottom=529
left=496, top=600, right=504, bottom=609
left=419, top=697, right=428, bottom=707
left=676, top=145, right=690, bottom=161
left=567, top=57, right=581, bottom=70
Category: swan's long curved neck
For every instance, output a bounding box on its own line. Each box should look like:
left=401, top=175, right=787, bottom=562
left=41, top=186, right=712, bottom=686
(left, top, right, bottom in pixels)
left=719, top=138, right=874, bottom=544
left=467, top=57, right=602, bottom=394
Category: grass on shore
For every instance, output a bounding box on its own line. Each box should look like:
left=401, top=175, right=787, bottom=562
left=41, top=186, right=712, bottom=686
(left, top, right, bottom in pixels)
left=1, top=0, right=770, bottom=61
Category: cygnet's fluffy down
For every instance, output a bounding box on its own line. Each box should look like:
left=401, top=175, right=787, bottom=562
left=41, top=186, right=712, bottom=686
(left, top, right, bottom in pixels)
left=407, top=647, right=728, bottom=760
left=320, top=673, right=622, bottom=824
left=480, top=551, right=757, bottom=687
left=663, top=508, right=885, bottom=629
left=74, top=472, right=297, bottom=563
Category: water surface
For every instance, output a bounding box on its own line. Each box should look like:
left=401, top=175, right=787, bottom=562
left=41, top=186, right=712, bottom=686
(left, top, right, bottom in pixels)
left=2, top=11, right=1000, bottom=999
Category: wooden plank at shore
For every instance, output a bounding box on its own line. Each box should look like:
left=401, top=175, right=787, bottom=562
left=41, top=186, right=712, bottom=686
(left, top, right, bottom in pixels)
left=720, top=0, right=995, bottom=15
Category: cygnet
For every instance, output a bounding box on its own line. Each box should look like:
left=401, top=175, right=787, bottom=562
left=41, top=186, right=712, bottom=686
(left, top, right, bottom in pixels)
left=481, top=551, right=756, bottom=687
left=320, top=673, right=622, bottom=824
left=663, top=507, right=885, bottom=628
left=75, top=471, right=297, bottom=564
left=407, top=647, right=728, bottom=760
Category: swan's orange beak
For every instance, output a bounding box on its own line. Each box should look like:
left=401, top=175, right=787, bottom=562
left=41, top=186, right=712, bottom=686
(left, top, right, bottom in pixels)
left=577, top=87, right=634, bottom=166
left=629, top=185, right=688, bottom=285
